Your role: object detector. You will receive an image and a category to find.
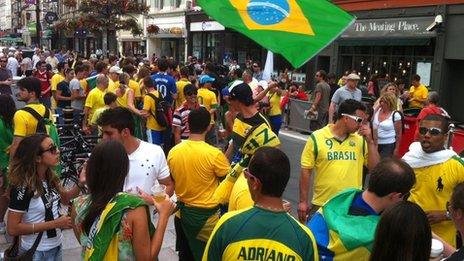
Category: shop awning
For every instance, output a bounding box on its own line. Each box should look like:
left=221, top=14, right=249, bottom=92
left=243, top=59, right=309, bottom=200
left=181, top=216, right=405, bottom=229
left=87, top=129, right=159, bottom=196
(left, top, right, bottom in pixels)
left=339, top=38, right=431, bottom=46
left=0, top=37, right=23, bottom=43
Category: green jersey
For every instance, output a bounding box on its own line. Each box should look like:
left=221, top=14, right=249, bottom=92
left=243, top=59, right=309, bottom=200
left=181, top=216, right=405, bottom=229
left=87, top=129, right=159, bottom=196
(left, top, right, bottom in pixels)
left=202, top=206, right=319, bottom=261
left=0, top=118, right=13, bottom=171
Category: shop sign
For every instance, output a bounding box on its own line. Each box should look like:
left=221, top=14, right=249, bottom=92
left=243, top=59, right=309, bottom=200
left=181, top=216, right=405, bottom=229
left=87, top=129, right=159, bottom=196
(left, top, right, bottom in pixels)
left=44, top=12, right=58, bottom=24
left=341, top=17, right=436, bottom=38
left=191, top=21, right=225, bottom=32
left=149, top=26, right=185, bottom=38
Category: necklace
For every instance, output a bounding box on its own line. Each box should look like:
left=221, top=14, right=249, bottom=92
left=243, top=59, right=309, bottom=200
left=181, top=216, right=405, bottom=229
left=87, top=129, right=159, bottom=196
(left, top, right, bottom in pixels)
left=255, top=203, right=285, bottom=212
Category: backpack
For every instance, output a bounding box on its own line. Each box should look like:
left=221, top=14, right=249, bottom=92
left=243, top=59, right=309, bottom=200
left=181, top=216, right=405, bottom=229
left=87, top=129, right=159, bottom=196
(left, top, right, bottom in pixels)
left=20, top=106, right=60, bottom=147
left=146, top=92, right=171, bottom=128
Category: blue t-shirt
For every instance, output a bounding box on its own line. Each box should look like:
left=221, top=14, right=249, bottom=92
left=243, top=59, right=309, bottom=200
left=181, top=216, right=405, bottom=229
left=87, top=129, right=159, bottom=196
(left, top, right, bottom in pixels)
left=56, top=80, right=71, bottom=108
left=151, top=72, right=177, bottom=105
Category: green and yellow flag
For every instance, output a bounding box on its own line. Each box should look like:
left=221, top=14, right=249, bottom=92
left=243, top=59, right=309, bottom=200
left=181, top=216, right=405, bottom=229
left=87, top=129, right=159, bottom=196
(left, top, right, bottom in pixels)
left=197, top=0, right=355, bottom=68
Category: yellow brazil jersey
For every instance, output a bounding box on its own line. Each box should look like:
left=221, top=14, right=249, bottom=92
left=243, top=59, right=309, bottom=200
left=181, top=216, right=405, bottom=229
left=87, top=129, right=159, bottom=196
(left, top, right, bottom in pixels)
left=228, top=174, right=254, bottom=211
left=176, top=78, right=191, bottom=109
left=116, top=87, right=130, bottom=108
left=108, top=79, right=120, bottom=93
left=301, top=124, right=368, bottom=206
left=143, top=90, right=165, bottom=131
left=197, top=88, right=218, bottom=111
left=90, top=106, right=109, bottom=126
left=80, top=79, right=88, bottom=94
left=409, top=83, right=428, bottom=108
left=408, top=156, right=464, bottom=247
left=267, top=92, right=282, bottom=116
left=13, top=103, right=50, bottom=137
left=84, top=87, right=107, bottom=123
left=50, top=73, right=65, bottom=92
left=203, top=207, right=319, bottom=261
left=168, top=140, right=230, bottom=208
left=129, top=79, right=142, bottom=99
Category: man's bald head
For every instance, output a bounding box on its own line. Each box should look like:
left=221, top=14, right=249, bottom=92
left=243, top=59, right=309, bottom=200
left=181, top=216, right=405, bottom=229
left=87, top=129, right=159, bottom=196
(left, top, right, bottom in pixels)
left=97, top=74, right=109, bottom=89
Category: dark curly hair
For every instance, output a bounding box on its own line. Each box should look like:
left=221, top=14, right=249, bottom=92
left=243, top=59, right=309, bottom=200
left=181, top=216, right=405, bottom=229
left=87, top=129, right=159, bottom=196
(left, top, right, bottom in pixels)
left=0, top=94, right=16, bottom=128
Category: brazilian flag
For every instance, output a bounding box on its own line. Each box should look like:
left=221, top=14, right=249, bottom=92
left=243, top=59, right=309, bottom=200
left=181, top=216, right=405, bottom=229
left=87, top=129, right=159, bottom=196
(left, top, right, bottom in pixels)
left=197, top=0, right=355, bottom=68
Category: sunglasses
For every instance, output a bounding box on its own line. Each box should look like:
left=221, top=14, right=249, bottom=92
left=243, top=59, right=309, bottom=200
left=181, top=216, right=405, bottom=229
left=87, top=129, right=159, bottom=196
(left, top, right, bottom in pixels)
left=243, top=168, right=260, bottom=183
left=40, top=144, right=58, bottom=155
left=0, top=60, right=6, bottom=63
left=418, top=127, right=443, bottom=136
left=341, top=113, right=363, bottom=123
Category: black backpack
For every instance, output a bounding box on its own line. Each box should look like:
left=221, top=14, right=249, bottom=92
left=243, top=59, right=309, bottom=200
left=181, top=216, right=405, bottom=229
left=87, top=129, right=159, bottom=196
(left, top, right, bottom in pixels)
left=146, top=92, right=169, bottom=128
left=21, top=106, right=51, bottom=134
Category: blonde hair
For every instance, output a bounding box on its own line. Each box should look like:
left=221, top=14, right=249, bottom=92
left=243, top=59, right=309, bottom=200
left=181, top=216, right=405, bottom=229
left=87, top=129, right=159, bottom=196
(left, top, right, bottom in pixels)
left=380, top=83, right=399, bottom=98
left=380, top=92, right=397, bottom=112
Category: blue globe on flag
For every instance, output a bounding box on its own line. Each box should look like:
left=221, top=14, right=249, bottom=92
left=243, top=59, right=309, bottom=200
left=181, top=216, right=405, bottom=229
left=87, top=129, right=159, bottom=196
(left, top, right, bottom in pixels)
left=247, top=0, right=290, bottom=26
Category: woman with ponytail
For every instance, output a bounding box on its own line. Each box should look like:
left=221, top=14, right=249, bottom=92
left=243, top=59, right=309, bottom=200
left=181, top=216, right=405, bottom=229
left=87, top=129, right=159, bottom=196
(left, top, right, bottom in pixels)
left=71, top=140, right=175, bottom=260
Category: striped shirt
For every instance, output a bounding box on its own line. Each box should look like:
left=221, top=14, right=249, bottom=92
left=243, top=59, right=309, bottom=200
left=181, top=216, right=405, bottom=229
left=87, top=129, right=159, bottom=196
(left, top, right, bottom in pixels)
left=172, top=101, right=200, bottom=140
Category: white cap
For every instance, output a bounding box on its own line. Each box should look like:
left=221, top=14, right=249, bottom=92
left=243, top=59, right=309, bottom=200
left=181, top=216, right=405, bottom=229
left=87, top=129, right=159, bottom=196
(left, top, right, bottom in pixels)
left=346, top=73, right=360, bottom=80
left=258, top=80, right=268, bottom=90
left=109, top=66, right=122, bottom=74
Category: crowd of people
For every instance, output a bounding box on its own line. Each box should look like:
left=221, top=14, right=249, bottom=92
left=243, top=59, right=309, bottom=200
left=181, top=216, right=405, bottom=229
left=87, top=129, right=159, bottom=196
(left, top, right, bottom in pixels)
left=0, top=47, right=461, bottom=261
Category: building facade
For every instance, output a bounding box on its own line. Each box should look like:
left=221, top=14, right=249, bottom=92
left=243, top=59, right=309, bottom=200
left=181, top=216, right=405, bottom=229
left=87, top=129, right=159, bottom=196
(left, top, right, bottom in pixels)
left=0, top=0, right=12, bottom=34
left=144, top=0, right=189, bottom=62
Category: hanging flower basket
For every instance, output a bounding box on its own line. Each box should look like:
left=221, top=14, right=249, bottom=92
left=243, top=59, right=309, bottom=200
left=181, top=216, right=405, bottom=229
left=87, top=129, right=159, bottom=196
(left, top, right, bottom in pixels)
left=63, top=0, right=77, bottom=8
left=146, top=24, right=159, bottom=34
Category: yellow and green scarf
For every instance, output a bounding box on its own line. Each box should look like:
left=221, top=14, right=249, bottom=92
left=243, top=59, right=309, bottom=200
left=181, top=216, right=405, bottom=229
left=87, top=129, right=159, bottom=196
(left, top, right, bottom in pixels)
left=84, top=193, right=154, bottom=261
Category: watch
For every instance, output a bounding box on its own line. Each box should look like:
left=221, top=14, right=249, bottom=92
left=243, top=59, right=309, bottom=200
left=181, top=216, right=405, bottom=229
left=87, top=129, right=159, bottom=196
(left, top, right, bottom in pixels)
left=446, top=211, right=451, bottom=220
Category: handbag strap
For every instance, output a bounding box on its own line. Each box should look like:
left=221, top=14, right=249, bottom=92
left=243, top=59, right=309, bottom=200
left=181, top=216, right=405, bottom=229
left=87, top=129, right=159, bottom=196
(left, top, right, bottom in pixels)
left=29, top=232, right=44, bottom=251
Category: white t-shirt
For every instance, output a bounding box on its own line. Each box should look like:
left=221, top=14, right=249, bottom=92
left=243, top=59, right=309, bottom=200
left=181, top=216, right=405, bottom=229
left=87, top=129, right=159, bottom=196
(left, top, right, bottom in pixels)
left=123, top=140, right=170, bottom=195
left=373, top=110, right=402, bottom=144
left=7, top=57, right=19, bottom=77
left=8, top=182, right=62, bottom=251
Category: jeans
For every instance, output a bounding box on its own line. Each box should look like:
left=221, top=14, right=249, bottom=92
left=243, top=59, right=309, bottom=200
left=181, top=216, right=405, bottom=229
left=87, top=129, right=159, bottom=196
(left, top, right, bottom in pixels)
left=147, top=129, right=164, bottom=146
left=269, top=114, right=283, bottom=135
left=19, top=244, right=62, bottom=261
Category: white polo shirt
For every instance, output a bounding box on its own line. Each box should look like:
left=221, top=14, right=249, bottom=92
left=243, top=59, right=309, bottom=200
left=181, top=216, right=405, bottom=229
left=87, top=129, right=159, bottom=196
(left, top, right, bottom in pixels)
left=123, top=140, right=170, bottom=194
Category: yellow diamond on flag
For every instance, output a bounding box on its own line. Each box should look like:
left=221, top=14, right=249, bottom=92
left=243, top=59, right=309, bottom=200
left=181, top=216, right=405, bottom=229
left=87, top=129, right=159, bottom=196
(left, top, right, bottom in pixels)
left=230, top=0, right=315, bottom=36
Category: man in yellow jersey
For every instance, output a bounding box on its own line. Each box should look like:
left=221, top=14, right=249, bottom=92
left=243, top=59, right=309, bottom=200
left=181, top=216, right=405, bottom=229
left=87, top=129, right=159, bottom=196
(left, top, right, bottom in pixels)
left=403, top=114, right=464, bottom=247
left=198, top=75, right=219, bottom=145
left=168, top=108, right=230, bottom=261
left=142, top=76, right=166, bottom=146
left=82, top=74, right=108, bottom=134
left=308, top=158, right=415, bottom=260
left=175, top=66, right=191, bottom=108
left=213, top=82, right=280, bottom=207
left=10, top=77, right=52, bottom=158
left=298, top=99, right=380, bottom=223
left=408, top=74, right=428, bottom=109
left=107, top=66, right=121, bottom=93
left=50, top=62, right=68, bottom=111
left=203, top=147, right=319, bottom=261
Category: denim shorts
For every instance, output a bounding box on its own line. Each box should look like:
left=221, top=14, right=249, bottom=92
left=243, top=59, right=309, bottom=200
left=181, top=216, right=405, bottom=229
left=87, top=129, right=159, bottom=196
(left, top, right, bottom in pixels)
left=19, top=244, right=62, bottom=261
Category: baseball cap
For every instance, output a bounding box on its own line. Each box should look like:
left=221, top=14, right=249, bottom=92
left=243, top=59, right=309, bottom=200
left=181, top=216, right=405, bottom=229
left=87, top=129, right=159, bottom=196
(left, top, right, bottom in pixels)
left=229, top=82, right=254, bottom=105
left=199, top=75, right=215, bottom=84
left=109, top=66, right=122, bottom=74
left=346, top=73, right=360, bottom=80
left=257, top=80, right=268, bottom=90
